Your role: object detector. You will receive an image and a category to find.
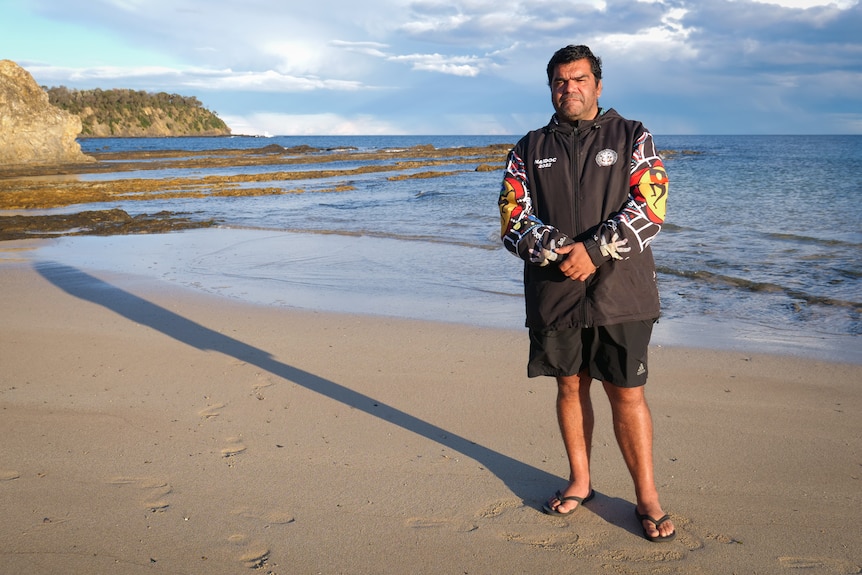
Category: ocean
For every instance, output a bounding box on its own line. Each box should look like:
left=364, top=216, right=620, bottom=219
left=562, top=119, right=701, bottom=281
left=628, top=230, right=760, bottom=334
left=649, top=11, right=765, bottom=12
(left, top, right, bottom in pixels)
left=28, top=134, right=862, bottom=364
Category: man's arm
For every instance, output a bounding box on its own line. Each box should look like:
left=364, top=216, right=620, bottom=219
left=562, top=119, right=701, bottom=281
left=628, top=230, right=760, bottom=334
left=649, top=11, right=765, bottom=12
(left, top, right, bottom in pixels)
left=581, top=130, right=668, bottom=267
left=498, top=149, right=572, bottom=266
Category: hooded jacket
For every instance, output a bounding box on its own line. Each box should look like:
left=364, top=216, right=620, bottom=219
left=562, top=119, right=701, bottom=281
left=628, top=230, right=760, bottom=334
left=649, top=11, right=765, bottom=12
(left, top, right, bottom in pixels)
left=499, top=108, right=668, bottom=331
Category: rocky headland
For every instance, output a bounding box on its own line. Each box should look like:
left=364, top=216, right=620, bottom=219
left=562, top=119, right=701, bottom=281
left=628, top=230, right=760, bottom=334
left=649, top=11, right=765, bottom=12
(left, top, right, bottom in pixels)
left=0, top=60, right=93, bottom=165
left=45, top=86, right=231, bottom=138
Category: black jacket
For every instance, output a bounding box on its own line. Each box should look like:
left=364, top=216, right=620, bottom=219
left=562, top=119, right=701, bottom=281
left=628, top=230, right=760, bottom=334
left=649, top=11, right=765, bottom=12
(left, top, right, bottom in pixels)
left=498, top=109, right=668, bottom=331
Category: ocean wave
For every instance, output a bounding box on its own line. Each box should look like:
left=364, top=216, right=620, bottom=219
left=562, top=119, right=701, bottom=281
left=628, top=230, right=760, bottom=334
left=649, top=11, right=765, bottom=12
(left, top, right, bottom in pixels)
left=216, top=224, right=501, bottom=250
left=766, top=232, right=861, bottom=248
left=657, top=266, right=862, bottom=310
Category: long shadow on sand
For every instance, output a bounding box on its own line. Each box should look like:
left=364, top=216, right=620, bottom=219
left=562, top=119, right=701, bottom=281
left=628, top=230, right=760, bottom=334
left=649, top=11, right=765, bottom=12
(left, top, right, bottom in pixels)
left=36, top=261, right=623, bottom=518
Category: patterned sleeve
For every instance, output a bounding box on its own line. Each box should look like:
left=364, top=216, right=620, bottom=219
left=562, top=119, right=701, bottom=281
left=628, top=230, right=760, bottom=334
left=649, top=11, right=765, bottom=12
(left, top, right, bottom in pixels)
left=585, top=130, right=668, bottom=263
left=498, top=148, right=572, bottom=266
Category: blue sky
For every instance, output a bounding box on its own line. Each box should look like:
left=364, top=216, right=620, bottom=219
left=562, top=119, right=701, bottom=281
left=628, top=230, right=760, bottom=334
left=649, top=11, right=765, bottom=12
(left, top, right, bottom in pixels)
left=2, top=0, right=860, bottom=135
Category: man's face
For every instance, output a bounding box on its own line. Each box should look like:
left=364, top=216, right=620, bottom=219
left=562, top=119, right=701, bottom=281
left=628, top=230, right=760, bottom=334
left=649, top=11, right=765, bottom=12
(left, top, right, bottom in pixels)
left=550, top=59, right=602, bottom=123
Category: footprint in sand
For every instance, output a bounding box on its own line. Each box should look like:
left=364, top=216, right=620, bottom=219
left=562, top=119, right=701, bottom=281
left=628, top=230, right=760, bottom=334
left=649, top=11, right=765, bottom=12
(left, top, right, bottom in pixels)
left=476, top=498, right=521, bottom=519
left=228, top=533, right=271, bottom=570
left=221, top=436, right=247, bottom=458
left=198, top=403, right=225, bottom=419
left=504, top=526, right=687, bottom=564
left=477, top=499, right=585, bottom=556
left=251, top=380, right=274, bottom=400
left=480, top=500, right=694, bottom=565
left=141, top=480, right=173, bottom=512
left=406, top=517, right=479, bottom=533
left=406, top=499, right=550, bottom=545
left=562, top=513, right=692, bottom=565
left=503, top=531, right=582, bottom=554
left=232, top=506, right=295, bottom=526
left=109, top=476, right=173, bottom=513
left=778, top=556, right=857, bottom=573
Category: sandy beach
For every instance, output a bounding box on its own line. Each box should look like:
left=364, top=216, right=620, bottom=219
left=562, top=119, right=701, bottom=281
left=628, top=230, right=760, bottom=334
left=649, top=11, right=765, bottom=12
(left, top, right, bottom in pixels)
left=1, top=240, right=861, bottom=575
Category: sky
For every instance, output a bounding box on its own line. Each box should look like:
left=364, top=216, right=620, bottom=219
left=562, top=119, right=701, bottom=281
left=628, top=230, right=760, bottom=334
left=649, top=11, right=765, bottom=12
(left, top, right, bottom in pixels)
left=2, top=0, right=860, bottom=136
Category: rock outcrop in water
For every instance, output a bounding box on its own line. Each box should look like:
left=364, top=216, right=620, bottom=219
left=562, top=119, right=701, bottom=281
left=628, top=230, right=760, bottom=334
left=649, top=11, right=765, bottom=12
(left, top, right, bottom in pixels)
left=0, top=60, right=93, bottom=165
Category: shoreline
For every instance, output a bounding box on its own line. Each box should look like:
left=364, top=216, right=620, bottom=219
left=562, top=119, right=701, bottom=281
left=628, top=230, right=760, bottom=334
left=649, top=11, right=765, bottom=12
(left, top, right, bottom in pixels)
left=4, top=230, right=858, bottom=366
left=1, top=252, right=860, bottom=574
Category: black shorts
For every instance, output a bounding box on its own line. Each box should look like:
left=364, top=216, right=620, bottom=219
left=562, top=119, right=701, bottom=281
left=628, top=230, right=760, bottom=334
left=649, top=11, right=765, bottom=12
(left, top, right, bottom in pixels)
left=527, top=320, right=655, bottom=387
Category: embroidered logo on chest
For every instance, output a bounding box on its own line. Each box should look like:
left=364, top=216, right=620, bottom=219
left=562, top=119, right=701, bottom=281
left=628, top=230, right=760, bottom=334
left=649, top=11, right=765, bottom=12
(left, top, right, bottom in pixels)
left=535, top=157, right=556, bottom=169
left=595, top=149, right=618, bottom=167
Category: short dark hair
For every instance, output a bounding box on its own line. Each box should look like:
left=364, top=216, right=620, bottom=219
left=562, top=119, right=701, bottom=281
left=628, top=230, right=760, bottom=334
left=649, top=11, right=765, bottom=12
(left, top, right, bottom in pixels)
left=546, top=45, right=602, bottom=85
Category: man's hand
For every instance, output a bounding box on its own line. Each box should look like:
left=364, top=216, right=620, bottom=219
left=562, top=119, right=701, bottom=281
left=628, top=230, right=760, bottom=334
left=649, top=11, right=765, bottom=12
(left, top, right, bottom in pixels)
left=556, top=242, right=597, bottom=281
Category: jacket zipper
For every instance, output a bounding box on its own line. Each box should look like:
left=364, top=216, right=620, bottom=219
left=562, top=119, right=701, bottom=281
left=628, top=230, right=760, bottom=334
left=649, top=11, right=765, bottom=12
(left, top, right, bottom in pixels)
left=571, top=124, right=591, bottom=328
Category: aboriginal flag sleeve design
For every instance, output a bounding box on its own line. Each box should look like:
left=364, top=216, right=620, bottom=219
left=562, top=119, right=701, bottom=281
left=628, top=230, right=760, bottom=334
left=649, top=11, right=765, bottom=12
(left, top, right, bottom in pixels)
left=498, top=150, right=571, bottom=266
left=590, top=131, right=667, bottom=262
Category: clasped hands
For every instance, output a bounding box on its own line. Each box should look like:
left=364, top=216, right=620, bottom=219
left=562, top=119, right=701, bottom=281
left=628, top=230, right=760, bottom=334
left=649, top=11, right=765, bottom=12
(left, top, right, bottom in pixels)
left=555, top=242, right=596, bottom=282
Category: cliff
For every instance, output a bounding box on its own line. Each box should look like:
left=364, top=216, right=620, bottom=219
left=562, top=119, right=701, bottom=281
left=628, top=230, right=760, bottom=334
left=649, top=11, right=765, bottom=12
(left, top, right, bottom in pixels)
left=0, top=60, right=93, bottom=165
left=45, top=86, right=231, bottom=138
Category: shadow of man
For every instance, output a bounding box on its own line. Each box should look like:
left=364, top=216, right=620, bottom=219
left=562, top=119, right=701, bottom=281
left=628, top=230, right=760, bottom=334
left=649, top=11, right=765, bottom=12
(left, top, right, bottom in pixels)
left=35, top=261, right=568, bottom=510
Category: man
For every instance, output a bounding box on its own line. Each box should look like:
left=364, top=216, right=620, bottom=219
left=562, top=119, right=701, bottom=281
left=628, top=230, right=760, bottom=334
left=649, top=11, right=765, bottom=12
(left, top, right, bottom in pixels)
left=498, top=45, right=675, bottom=542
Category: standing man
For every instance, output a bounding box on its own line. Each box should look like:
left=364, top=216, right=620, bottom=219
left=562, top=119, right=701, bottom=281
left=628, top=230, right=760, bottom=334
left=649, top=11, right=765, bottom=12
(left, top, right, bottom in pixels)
left=498, top=45, right=675, bottom=542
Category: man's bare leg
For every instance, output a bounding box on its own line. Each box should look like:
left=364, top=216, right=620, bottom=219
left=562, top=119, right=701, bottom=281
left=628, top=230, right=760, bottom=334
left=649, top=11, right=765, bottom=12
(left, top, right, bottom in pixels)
left=602, top=381, right=675, bottom=539
left=546, top=370, right=595, bottom=514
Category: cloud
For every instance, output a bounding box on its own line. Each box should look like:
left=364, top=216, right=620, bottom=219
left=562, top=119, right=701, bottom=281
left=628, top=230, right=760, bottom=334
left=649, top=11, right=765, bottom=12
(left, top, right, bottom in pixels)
left=744, top=0, right=856, bottom=7
left=331, top=39, right=492, bottom=77
left=24, top=64, right=370, bottom=93
left=5, top=0, right=862, bottom=134
left=595, top=6, right=698, bottom=62
left=386, top=53, right=485, bottom=76
left=220, top=112, right=406, bottom=136
left=26, top=65, right=183, bottom=83
left=186, top=71, right=368, bottom=92
left=331, top=41, right=391, bottom=59
left=221, top=110, right=532, bottom=136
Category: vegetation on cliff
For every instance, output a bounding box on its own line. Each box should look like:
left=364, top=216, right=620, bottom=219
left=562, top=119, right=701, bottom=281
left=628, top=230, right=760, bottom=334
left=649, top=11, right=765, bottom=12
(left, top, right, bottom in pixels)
left=44, top=86, right=231, bottom=137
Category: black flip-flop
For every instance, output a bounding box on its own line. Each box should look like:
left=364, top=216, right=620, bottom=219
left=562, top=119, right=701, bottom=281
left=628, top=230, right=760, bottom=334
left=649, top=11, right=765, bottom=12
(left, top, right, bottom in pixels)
left=635, top=510, right=677, bottom=542
left=542, top=489, right=595, bottom=516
